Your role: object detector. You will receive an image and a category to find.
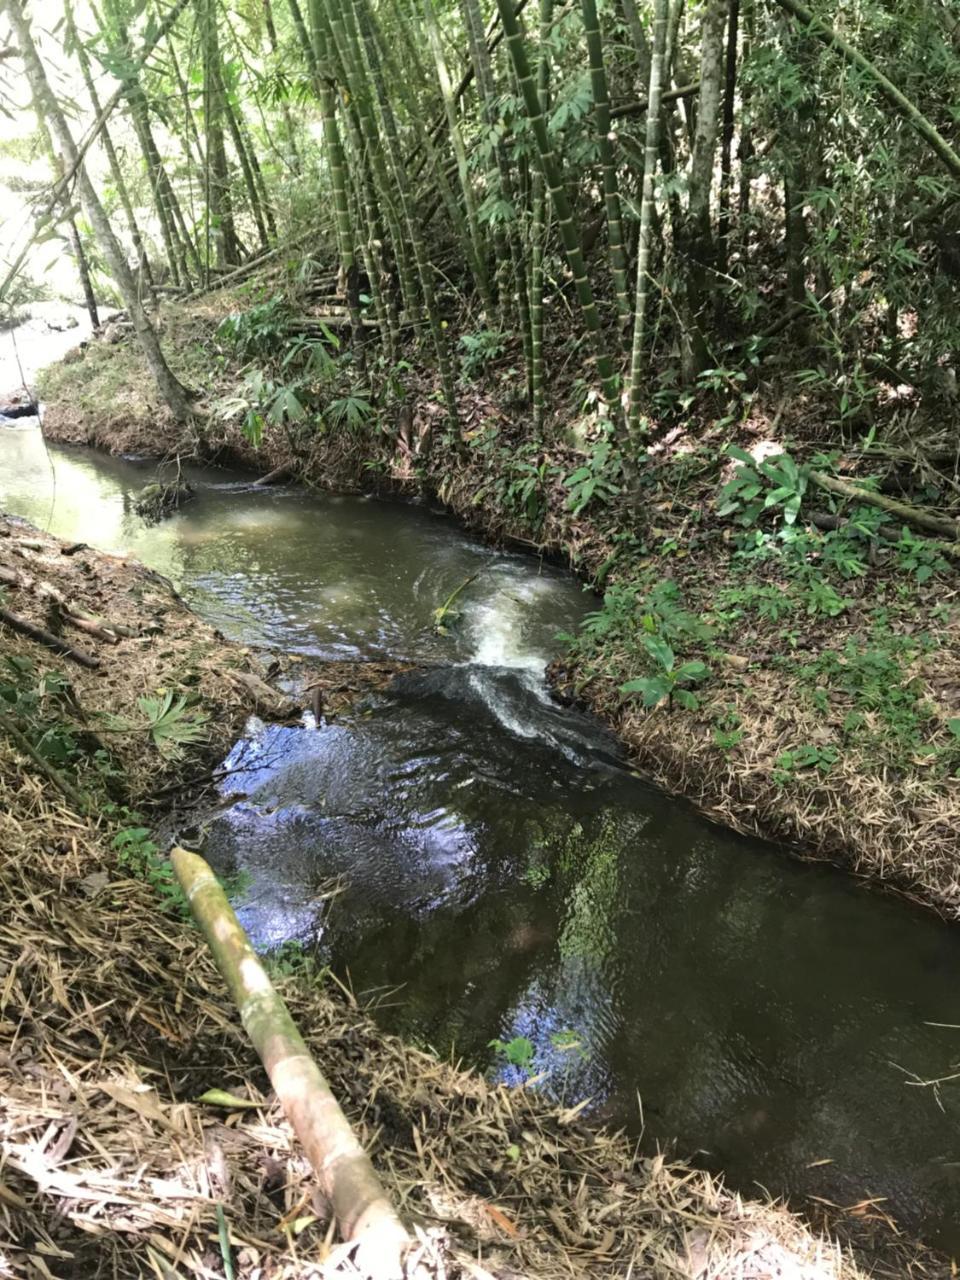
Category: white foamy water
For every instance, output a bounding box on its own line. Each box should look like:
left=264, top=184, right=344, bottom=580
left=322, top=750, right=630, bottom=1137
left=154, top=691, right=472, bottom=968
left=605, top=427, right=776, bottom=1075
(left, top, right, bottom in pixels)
left=465, top=574, right=555, bottom=672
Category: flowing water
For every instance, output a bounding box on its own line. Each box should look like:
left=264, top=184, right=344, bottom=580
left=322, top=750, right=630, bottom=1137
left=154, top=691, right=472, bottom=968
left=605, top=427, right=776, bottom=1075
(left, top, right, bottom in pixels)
left=4, top=427, right=960, bottom=1251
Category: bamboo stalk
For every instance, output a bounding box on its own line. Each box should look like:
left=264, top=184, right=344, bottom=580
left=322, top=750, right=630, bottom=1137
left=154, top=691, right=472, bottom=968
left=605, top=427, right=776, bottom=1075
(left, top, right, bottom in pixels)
left=171, top=847, right=410, bottom=1278
left=772, top=0, right=960, bottom=180
left=626, top=0, right=669, bottom=445
left=496, top=0, right=620, bottom=412
left=809, top=470, right=960, bottom=542
left=580, top=0, right=630, bottom=324
left=0, top=605, right=101, bottom=668
left=529, top=0, right=552, bottom=433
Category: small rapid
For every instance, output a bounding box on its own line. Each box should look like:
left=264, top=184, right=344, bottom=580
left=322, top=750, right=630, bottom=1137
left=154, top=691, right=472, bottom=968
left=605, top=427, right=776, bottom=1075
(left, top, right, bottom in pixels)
left=4, top=432, right=960, bottom=1251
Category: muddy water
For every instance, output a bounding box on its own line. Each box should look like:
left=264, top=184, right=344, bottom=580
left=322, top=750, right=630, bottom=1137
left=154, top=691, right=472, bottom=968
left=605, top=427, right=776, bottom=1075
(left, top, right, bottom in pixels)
left=4, top=429, right=960, bottom=1251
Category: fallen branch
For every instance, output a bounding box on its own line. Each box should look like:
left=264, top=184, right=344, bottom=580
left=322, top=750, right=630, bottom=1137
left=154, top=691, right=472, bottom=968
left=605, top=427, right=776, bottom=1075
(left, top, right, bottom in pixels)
left=0, top=709, right=89, bottom=812
left=807, top=507, right=960, bottom=563
left=809, top=470, right=960, bottom=542
left=610, top=80, right=699, bottom=119
left=170, top=848, right=410, bottom=1279
left=227, top=669, right=298, bottom=717
left=0, top=564, right=121, bottom=642
left=61, top=611, right=120, bottom=644
left=433, top=570, right=482, bottom=633
left=0, top=605, right=101, bottom=668
left=253, top=462, right=296, bottom=487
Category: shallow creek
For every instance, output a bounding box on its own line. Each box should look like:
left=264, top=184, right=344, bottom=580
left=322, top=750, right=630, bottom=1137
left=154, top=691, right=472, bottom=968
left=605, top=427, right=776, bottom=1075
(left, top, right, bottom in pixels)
left=4, top=427, right=960, bottom=1250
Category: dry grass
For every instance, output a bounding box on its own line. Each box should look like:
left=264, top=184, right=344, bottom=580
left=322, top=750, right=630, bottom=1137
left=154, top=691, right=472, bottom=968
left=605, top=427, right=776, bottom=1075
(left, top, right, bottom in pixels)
left=0, top=517, right=885, bottom=1280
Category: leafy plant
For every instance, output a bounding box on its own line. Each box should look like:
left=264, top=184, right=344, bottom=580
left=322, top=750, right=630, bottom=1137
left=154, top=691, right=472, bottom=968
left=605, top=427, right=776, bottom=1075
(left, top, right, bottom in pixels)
left=640, top=581, right=713, bottom=644
left=489, top=1035, right=535, bottom=1074
left=563, top=437, right=621, bottom=515
left=802, top=578, right=850, bottom=617
left=217, top=369, right=307, bottom=444
left=217, top=295, right=293, bottom=360
left=459, top=328, right=506, bottom=380
left=137, top=691, right=209, bottom=759
left=0, top=654, right=80, bottom=768
left=712, top=708, right=745, bottom=752
left=113, top=826, right=187, bottom=915
left=265, top=939, right=320, bottom=979
left=772, top=743, right=840, bottom=785
left=327, top=392, right=373, bottom=431
left=504, top=455, right=550, bottom=524
left=523, top=862, right=551, bottom=888
left=894, top=528, right=949, bottom=584
left=620, top=636, right=710, bottom=710
left=718, top=446, right=808, bottom=526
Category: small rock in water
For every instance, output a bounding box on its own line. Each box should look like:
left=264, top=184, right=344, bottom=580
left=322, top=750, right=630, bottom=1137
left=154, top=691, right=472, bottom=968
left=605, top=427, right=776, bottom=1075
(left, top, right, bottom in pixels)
left=0, top=396, right=39, bottom=420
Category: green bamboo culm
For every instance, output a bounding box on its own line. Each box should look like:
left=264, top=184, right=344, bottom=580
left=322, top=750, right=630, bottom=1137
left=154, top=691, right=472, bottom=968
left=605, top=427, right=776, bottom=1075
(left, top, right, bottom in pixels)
left=626, top=0, right=669, bottom=445
left=316, top=1, right=398, bottom=354
left=461, top=0, right=536, bottom=390
left=323, top=0, right=421, bottom=330
left=375, top=0, right=487, bottom=324
left=496, top=0, right=620, bottom=414
left=422, top=0, right=495, bottom=316
left=529, top=0, right=552, bottom=433
left=580, top=0, right=630, bottom=326
left=350, top=0, right=461, bottom=436
left=308, top=0, right=365, bottom=344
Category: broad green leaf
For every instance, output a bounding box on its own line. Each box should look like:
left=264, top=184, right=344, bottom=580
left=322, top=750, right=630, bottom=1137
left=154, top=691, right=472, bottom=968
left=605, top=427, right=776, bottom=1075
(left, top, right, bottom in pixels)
left=642, top=634, right=675, bottom=670
left=727, top=445, right=754, bottom=465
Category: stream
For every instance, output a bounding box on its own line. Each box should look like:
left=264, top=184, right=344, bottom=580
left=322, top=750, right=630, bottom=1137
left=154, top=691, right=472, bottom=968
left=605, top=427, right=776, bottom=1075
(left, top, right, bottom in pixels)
left=4, top=426, right=960, bottom=1252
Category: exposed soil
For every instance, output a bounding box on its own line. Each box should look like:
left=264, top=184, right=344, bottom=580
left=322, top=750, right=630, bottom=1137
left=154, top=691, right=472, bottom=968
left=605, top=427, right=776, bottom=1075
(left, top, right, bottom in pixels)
left=0, top=513, right=893, bottom=1279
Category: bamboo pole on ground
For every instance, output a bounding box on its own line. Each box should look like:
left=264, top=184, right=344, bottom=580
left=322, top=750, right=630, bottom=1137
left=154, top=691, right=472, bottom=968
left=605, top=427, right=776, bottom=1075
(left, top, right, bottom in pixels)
left=170, top=847, right=410, bottom=1279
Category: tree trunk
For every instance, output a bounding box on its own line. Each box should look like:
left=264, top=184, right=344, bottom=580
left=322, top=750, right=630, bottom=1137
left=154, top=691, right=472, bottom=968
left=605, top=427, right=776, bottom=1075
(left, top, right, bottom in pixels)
left=581, top=0, right=630, bottom=325
left=67, top=213, right=99, bottom=330
left=626, top=0, right=669, bottom=442
left=529, top=0, right=552, bottom=434
left=2, top=0, right=193, bottom=422
left=350, top=0, right=460, bottom=431
left=497, top=0, right=620, bottom=412
left=66, top=0, right=155, bottom=298
left=679, top=0, right=726, bottom=383
left=309, top=0, right=366, bottom=341
left=716, top=0, right=739, bottom=272
left=200, top=0, right=240, bottom=268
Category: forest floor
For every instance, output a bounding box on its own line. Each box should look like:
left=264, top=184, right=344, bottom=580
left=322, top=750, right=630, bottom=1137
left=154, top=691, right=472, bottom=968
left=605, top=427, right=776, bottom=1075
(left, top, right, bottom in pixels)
left=34, top=293, right=960, bottom=922
left=0, top=513, right=888, bottom=1280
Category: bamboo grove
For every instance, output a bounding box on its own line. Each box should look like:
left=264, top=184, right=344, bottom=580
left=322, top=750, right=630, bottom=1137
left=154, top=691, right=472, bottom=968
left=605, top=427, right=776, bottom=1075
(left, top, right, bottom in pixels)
left=3, top=0, right=960, bottom=460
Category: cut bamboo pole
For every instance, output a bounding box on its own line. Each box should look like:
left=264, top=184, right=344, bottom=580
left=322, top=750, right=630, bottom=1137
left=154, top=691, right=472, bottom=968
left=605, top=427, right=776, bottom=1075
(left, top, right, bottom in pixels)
left=170, top=848, right=410, bottom=1278
left=809, top=470, right=960, bottom=542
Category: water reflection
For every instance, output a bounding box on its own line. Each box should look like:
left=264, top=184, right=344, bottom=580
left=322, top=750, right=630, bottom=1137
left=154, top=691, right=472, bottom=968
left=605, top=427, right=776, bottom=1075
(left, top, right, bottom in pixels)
left=206, top=669, right=960, bottom=1249
left=0, top=430, right=588, bottom=662
left=4, top=430, right=960, bottom=1248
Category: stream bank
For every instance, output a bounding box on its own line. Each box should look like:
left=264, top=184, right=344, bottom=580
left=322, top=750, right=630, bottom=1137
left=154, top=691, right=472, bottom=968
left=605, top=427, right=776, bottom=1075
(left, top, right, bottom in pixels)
left=0, top=514, right=876, bottom=1280
left=33, top=298, right=960, bottom=920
